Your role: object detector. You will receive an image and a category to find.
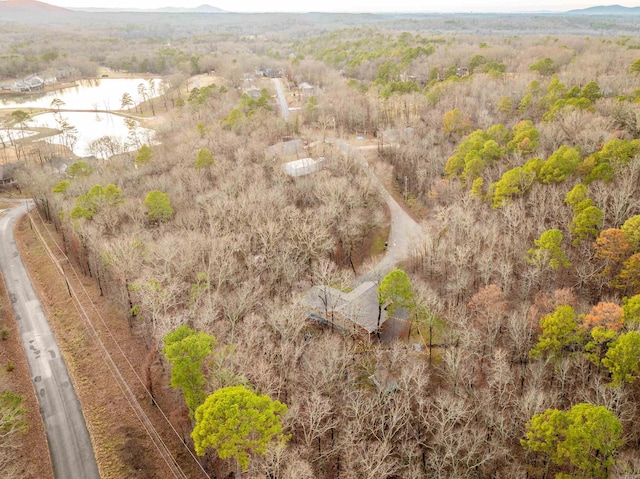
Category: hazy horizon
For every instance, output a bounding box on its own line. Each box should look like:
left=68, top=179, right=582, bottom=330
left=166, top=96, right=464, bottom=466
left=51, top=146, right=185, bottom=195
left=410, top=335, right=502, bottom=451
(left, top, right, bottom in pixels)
left=36, top=0, right=640, bottom=13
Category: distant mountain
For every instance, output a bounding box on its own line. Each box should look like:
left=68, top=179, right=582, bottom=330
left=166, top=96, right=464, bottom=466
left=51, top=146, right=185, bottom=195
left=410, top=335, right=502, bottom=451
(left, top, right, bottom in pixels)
left=0, top=0, right=70, bottom=14
left=156, top=4, right=225, bottom=13
left=70, top=4, right=226, bottom=13
left=0, top=0, right=75, bottom=22
left=566, top=4, right=640, bottom=15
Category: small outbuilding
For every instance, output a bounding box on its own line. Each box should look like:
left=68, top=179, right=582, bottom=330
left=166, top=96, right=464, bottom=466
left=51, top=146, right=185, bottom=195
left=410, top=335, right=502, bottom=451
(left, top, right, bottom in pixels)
left=283, top=157, right=324, bottom=177
left=298, top=82, right=315, bottom=98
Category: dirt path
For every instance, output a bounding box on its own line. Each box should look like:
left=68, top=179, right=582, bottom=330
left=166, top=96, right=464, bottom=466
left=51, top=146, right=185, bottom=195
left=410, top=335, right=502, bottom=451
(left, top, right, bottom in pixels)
left=0, top=200, right=100, bottom=479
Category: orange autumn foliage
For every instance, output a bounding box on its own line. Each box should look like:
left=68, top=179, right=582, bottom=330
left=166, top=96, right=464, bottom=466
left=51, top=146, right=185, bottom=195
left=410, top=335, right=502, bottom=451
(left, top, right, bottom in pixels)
left=595, top=228, right=632, bottom=265
left=581, top=302, right=624, bottom=331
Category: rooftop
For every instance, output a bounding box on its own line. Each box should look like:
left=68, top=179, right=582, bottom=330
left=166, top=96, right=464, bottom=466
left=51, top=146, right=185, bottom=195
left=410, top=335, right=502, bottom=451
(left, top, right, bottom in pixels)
left=283, top=157, right=324, bottom=177
left=265, top=138, right=305, bottom=159
left=305, top=281, right=387, bottom=334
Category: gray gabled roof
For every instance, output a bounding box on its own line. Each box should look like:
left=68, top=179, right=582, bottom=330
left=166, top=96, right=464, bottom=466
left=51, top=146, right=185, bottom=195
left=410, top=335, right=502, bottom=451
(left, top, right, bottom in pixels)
left=305, top=281, right=387, bottom=333
left=265, top=139, right=304, bottom=159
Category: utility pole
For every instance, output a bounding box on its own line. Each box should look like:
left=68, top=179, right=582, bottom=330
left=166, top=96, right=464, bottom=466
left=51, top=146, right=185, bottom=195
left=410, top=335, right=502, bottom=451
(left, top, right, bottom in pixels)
left=404, top=176, right=408, bottom=202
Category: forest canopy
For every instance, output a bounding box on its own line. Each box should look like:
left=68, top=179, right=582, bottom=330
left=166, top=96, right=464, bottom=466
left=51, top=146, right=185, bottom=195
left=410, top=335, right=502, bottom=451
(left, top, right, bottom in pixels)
left=5, top=10, right=640, bottom=479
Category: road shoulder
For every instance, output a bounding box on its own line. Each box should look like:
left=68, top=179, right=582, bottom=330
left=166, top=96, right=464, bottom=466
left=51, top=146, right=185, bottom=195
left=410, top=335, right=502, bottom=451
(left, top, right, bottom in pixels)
left=0, top=267, right=54, bottom=479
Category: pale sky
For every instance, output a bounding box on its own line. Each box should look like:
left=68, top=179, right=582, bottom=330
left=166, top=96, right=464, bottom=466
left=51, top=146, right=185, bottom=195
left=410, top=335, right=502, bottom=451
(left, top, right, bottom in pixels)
left=42, top=0, right=640, bottom=13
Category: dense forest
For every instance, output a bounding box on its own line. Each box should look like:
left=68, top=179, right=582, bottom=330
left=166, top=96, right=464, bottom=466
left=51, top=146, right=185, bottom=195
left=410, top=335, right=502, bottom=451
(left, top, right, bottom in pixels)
left=2, top=6, right=640, bottom=479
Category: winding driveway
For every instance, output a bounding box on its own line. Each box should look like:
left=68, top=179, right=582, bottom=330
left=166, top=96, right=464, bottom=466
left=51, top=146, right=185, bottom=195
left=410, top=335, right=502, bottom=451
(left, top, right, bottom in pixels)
left=0, top=200, right=100, bottom=479
left=270, top=85, right=424, bottom=278
left=272, top=79, right=423, bottom=278
left=333, top=140, right=424, bottom=284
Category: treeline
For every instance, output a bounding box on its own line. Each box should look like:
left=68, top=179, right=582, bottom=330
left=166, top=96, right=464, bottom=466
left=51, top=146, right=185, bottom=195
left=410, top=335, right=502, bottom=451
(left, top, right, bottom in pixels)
left=3, top=13, right=640, bottom=80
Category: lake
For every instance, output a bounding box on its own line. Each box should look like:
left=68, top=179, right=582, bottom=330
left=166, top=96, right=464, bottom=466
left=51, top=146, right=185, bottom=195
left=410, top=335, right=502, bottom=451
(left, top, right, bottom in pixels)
left=0, top=77, right=162, bottom=158
left=32, top=112, right=154, bottom=158
left=0, top=78, right=164, bottom=111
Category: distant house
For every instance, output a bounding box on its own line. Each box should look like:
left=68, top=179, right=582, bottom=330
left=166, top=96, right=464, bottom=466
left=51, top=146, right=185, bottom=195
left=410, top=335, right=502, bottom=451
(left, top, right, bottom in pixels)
left=45, top=157, right=70, bottom=175
left=12, top=75, right=44, bottom=92
left=305, top=281, right=388, bottom=335
left=399, top=73, right=417, bottom=82
left=243, top=86, right=262, bottom=100
left=26, top=76, right=45, bottom=89
left=11, top=81, right=28, bottom=92
left=298, top=82, right=315, bottom=98
left=258, top=68, right=282, bottom=78
left=0, top=164, right=19, bottom=185
left=265, top=139, right=305, bottom=160
left=283, top=157, right=324, bottom=177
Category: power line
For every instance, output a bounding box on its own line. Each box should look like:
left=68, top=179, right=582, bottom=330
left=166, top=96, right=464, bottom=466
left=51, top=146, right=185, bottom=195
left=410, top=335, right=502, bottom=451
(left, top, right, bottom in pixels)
left=27, top=206, right=211, bottom=479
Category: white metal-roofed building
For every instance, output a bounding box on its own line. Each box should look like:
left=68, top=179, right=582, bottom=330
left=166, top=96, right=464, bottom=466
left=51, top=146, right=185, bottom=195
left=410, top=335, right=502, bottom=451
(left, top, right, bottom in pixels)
left=283, top=157, right=324, bottom=177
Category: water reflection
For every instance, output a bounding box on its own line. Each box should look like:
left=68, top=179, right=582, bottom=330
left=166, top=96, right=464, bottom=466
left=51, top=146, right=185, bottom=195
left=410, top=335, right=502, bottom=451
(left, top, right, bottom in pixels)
left=0, top=78, right=164, bottom=111
left=33, top=112, right=154, bottom=158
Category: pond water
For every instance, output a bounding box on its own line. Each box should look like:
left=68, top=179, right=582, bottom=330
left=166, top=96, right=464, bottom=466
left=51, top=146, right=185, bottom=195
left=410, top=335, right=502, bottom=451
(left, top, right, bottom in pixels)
left=32, top=112, right=154, bottom=158
left=0, top=78, right=164, bottom=111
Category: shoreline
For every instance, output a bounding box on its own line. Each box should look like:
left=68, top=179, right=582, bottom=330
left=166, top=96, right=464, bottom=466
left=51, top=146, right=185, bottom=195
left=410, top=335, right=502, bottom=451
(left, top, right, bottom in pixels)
left=0, top=73, right=162, bottom=103
left=0, top=72, right=179, bottom=159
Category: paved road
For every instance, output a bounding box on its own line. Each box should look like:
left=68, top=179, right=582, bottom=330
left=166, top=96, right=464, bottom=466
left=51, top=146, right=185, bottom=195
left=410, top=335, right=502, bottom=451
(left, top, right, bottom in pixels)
left=272, top=78, right=289, bottom=120
left=0, top=200, right=100, bottom=479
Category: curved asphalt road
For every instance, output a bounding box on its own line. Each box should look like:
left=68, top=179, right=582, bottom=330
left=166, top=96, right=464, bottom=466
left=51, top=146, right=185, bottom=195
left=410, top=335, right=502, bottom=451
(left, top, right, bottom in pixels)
left=0, top=200, right=100, bottom=479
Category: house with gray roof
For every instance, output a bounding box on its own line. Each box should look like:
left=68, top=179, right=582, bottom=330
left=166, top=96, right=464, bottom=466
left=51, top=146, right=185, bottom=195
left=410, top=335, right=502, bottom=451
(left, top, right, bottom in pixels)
left=265, top=138, right=305, bottom=160
left=12, top=76, right=44, bottom=92
left=305, top=281, right=388, bottom=335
